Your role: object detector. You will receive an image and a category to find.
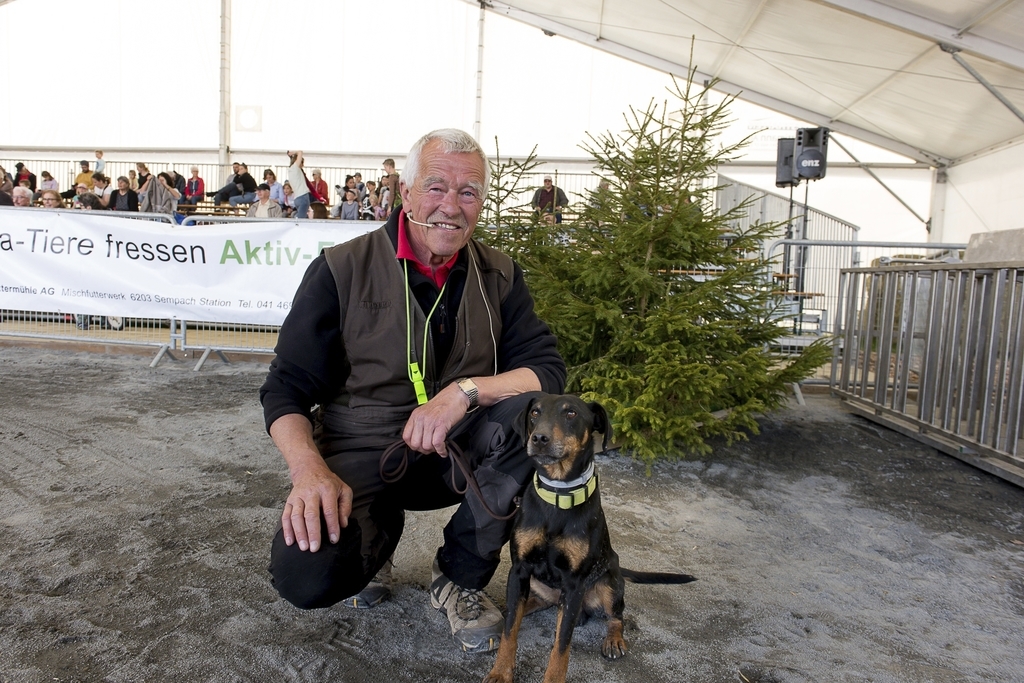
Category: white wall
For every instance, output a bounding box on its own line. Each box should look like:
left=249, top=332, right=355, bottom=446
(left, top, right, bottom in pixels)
left=941, top=140, right=1024, bottom=243
left=0, top=0, right=943, bottom=241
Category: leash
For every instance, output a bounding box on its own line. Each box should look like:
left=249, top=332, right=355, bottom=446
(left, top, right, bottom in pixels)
left=379, top=440, right=519, bottom=521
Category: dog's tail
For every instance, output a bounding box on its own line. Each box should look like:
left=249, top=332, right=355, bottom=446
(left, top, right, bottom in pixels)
left=621, top=568, right=696, bottom=584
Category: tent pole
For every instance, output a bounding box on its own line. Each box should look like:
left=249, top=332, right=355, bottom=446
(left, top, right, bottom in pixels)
left=942, top=45, right=1024, bottom=125
left=219, top=0, right=232, bottom=172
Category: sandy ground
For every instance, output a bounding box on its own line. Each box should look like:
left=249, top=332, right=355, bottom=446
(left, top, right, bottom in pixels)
left=1, top=344, right=1023, bottom=683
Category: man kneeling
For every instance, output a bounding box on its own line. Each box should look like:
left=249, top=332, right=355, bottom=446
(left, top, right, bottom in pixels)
left=260, top=128, right=566, bottom=653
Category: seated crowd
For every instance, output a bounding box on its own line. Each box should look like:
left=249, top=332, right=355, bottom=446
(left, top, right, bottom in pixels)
left=0, top=151, right=401, bottom=221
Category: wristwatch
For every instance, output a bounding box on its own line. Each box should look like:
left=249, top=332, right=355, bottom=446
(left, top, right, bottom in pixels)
left=456, top=377, right=479, bottom=410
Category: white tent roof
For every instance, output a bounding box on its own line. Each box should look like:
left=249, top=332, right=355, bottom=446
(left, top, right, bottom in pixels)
left=481, top=0, right=1024, bottom=167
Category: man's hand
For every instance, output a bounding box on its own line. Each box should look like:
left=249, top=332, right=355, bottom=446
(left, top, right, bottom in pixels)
left=282, top=459, right=352, bottom=553
left=402, top=382, right=470, bottom=456
left=270, top=413, right=351, bottom=553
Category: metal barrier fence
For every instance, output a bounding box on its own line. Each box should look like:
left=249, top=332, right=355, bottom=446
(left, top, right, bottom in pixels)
left=831, top=263, right=1024, bottom=486
left=3, top=155, right=601, bottom=210
left=3, top=174, right=969, bottom=374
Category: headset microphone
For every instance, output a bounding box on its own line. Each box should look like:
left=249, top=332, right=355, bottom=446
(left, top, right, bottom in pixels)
left=406, top=211, right=434, bottom=229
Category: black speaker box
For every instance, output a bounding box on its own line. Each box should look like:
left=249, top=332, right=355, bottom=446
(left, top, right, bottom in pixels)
left=794, top=127, right=829, bottom=180
left=776, top=138, right=797, bottom=188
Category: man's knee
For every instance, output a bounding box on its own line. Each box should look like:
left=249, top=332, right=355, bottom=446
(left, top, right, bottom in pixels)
left=268, top=526, right=367, bottom=609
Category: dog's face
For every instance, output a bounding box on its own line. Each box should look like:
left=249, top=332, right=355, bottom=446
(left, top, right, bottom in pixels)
left=515, top=394, right=609, bottom=481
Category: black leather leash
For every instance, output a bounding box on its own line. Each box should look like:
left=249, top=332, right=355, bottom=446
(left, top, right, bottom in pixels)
left=379, top=440, right=519, bottom=521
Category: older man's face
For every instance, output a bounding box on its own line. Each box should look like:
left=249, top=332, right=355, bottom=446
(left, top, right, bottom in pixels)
left=399, top=139, right=485, bottom=267
left=13, top=192, right=31, bottom=207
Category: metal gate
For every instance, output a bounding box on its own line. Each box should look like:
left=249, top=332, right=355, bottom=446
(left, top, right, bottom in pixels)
left=831, top=262, right=1024, bottom=486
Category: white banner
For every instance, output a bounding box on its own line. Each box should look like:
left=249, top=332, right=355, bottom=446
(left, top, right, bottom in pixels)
left=0, top=208, right=378, bottom=326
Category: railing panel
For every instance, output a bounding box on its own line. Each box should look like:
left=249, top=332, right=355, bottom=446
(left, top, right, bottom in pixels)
left=831, top=263, right=1024, bottom=483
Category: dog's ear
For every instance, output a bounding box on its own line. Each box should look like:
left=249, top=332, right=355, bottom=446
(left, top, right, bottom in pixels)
left=513, top=396, right=538, bottom=442
left=588, top=402, right=611, bottom=450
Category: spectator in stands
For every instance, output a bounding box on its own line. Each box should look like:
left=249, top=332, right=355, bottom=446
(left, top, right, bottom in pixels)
left=381, top=158, right=400, bottom=218
left=353, top=172, right=366, bottom=201
left=247, top=183, right=284, bottom=218
left=0, top=165, right=13, bottom=194
left=227, top=163, right=259, bottom=207
left=94, top=150, right=105, bottom=174
left=330, top=175, right=359, bottom=217
left=339, top=188, right=359, bottom=220
left=70, top=161, right=94, bottom=197
left=281, top=181, right=296, bottom=217
left=360, top=180, right=378, bottom=220
left=11, top=186, right=33, bottom=207
left=310, top=169, right=329, bottom=208
left=531, top=174, right=569, bottom=224
left=110, top=176, right=139, bottom=212
left=39, top=189, right=63, bottom=209
left=308, top=201, right=328, bottom=219
left=183, top=167, right=205, bottom=205
left=166, top=168, right=187, bottom=199
left=14, top=163, right=38, bottom=193
left=285, top=151, right=312, bottom=220
left=71, top=182, right=90, bottom=209
left=136, top=163, right=152, bottom=203
left=264, top=169, right=285, bottom=207
left=208, top=162, right=242, bottom=204
left=375, top=175, right=390, bottom=220
left=141, top=172, right=180, bottom=215
left=77, top=193, right=104, bottom=210
left=128, top=169, right=139, bottom=191
left=91, top=173, right=114, bottom=209
left=38, top=171, right=58, bottom=196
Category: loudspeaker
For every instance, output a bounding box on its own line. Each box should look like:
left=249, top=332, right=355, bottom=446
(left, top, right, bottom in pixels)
left=776, top=138, right=798, bottom=188
left=794, top=127, right=829, bottom=180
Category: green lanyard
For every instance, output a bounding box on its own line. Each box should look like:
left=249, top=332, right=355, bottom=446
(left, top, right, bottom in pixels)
left=405, top=259, right=446, bottom=405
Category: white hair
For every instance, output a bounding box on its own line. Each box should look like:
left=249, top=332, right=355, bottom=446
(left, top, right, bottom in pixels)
left=403, top=128, right=489, bottom=194
left=12, top=186, right=32, bottom=200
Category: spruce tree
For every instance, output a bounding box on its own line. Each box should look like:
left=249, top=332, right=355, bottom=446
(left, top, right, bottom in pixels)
left=480, top=73, right=831, bottom=465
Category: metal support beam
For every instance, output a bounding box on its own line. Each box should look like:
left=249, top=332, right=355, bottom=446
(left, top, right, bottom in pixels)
left=942, top=45, right=1024, bottom=126
left=711, top=0, right=770, bottom=79
left=818, top=0, right=1024, bottom=71
left=957, top=0, right=1018, bottom=36
left=830, top=45, right=936, bottom=122
left=476, top=0, right=947, bottom=166
left=473, top=3, right=486, bottom=142
left=218, top=0, right=232, bottom=171
left=829, top=135, right=928, bottom=224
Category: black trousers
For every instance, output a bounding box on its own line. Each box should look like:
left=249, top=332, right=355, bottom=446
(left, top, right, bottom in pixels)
left=268, top=392, right=540, bottom=610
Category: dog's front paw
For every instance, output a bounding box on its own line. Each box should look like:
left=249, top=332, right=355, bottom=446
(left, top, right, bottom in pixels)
left=482, top=670, right=513, bottom=683
left=601, top=633, right=629, bottom=659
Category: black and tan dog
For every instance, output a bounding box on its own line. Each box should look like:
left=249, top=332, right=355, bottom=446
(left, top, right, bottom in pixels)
left=483, top=394, right=695, bottom=683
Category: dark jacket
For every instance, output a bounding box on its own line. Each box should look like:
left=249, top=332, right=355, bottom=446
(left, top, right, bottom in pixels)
left=260, top=212, right=566, bottom=440
left=237, top=172, right=258, bottom=194
left=109, top=189, right=140, bottom=212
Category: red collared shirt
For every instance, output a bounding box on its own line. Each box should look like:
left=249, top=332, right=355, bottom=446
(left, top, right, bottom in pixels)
left=395, top=212, right=458, bottom=289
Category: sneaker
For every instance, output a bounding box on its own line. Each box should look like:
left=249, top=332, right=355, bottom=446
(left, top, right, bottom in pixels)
left=341, top=560, right=393, bottom=609
left=430, top=558, right=503, bottom=653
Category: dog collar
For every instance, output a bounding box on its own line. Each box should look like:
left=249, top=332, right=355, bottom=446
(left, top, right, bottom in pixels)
left=533, top=468, right=598, bottom=509
left=536, top=461, right=595, bottom=490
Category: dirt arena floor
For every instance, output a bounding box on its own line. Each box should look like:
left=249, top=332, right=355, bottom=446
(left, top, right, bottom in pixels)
left=1, top=344, right=1023, bottom=683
